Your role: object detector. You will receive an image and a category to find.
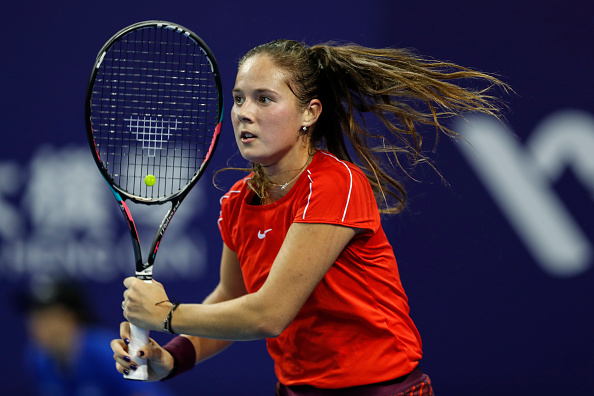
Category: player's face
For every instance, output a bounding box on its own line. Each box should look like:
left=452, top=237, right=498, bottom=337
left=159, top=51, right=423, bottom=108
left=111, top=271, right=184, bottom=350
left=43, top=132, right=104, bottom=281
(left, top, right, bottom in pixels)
left=232, top=54, right=310, bottom=169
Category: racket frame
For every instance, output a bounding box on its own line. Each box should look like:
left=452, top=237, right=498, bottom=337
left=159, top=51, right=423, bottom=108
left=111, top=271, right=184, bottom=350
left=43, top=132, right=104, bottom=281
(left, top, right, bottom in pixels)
left=85, top=20, right=223, bottom=278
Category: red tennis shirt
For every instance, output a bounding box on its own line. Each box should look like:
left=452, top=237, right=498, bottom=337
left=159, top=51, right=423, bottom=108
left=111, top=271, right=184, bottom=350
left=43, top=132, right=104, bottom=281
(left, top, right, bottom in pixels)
left=218, top=150, right=422, bottom=388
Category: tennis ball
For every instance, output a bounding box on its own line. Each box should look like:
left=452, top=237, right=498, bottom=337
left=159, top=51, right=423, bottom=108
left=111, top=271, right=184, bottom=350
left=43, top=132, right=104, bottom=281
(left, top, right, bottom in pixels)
left=144, top=174, right=156, bottom=186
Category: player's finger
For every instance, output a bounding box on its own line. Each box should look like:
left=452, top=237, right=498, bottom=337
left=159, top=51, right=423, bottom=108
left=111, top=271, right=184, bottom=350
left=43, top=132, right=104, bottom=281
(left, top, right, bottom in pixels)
left=111, top=337, right=142, bottom=374
left=123, top=276, right=137, bottom=288
left=137, top=337, right=159, bottom=360
left=111, top=338, right=136, bottom=372
left=119, top=321, right=131, bottom=343
left=151, top=278, right=162, bottom=287
left=115, top=361, right=126, bottom=374
left=110, top=337, right=128, bottom=355
left=114, top=356, right=138, bottom=376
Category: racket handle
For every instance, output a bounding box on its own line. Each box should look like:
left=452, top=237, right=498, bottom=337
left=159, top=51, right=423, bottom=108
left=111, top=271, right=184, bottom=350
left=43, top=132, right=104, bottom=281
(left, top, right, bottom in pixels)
left=124, top=323, right=150, bottom=380
left=124, top=269, right=153, bottom=380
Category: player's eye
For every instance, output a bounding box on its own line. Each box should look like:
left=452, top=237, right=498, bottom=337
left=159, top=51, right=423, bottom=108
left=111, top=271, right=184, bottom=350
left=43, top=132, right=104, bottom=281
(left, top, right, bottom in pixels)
left=233, top=96, right=244, bottom=105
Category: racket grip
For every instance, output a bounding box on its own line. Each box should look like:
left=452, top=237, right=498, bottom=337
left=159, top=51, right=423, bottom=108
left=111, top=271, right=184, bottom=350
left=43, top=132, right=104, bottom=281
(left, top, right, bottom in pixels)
left=124, top=323, right=150, bottom=380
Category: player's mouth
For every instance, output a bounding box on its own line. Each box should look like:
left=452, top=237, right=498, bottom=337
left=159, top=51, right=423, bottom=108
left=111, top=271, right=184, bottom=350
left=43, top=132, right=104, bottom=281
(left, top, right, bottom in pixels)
left=240, top=131, right=257, bottom=143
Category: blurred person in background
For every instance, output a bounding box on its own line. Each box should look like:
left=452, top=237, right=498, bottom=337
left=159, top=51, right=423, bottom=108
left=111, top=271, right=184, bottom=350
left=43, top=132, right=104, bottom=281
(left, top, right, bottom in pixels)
left=17, top=278, right=175, bottom=396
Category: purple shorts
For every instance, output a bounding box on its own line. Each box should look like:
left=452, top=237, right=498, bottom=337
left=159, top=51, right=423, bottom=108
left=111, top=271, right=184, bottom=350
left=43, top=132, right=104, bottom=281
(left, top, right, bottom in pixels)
left=275, top=366, right=434, bottom=396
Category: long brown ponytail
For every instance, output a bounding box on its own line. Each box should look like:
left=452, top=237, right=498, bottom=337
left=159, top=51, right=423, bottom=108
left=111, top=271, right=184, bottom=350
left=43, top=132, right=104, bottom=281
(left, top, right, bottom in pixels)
left=228, top=40, right=509, bottom=213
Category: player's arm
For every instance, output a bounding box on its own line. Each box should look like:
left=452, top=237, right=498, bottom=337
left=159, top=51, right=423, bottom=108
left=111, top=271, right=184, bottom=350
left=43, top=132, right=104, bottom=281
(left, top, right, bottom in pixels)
left=113, top=244, right=248, bottom=378
left=163, top=222, right=356, bottom=340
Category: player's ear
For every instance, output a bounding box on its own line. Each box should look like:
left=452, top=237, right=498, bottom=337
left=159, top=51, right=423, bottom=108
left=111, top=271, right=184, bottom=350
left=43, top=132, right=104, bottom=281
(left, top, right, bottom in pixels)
left=302, top=99, right=321, bottom=126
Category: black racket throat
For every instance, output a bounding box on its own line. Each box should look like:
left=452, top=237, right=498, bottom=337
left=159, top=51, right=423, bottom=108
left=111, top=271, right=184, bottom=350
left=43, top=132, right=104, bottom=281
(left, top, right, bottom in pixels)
left=116, top=196, right=182, bottom=278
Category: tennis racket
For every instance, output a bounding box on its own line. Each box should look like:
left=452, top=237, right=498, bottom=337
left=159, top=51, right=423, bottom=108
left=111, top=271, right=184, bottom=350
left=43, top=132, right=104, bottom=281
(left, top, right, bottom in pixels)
left=84, top=20, right=223, bottom=380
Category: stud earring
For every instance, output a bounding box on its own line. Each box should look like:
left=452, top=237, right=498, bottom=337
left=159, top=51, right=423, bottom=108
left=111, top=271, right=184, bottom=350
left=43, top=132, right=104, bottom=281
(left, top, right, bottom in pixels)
left=302, top=125, right=308, bottom=132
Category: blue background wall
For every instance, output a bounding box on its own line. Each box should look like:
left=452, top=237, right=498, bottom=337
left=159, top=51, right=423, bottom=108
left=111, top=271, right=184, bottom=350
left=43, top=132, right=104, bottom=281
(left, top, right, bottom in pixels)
left=1, top=1, right=592, bottom=394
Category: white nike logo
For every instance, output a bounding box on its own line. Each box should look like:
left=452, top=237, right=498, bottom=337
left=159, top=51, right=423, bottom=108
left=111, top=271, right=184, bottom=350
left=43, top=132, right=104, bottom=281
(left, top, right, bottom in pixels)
left=257, top=229, right=272, bottom=239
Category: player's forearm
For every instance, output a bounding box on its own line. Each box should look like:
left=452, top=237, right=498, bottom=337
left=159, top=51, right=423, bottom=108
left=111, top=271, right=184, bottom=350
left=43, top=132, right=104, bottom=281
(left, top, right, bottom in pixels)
left=179, top=284, right=239, bottom=361
left=180, top=335, right=232, bottom=364
left=172, top=282, right=249, bottom=363
left=169, top=293, right=286, bottom=341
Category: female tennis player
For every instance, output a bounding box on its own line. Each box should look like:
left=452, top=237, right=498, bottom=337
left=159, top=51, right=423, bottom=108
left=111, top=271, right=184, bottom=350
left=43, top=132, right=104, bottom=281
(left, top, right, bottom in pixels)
left=112, top=39, right=507, bottom=395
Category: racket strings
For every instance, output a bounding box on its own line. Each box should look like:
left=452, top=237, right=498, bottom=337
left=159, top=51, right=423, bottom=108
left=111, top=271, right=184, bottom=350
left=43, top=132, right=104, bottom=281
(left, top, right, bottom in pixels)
left=90, top=25, right=219, bottom=200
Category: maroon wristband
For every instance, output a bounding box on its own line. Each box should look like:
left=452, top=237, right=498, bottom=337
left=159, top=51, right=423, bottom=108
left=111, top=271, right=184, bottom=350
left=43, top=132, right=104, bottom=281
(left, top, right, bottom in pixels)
left=161, top=336, right=196, bottom=380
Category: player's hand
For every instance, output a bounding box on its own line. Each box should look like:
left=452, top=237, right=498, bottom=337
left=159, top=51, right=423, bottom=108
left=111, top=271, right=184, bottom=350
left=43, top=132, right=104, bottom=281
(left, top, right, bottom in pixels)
left=122, top=277, right=170, bottom=331
left=111, top=321, right=174, bottom=381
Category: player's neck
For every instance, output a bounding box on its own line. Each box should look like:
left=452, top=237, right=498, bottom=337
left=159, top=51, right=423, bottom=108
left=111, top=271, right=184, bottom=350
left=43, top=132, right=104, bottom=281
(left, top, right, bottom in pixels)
left=262, top=151, right=314, bottom=204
